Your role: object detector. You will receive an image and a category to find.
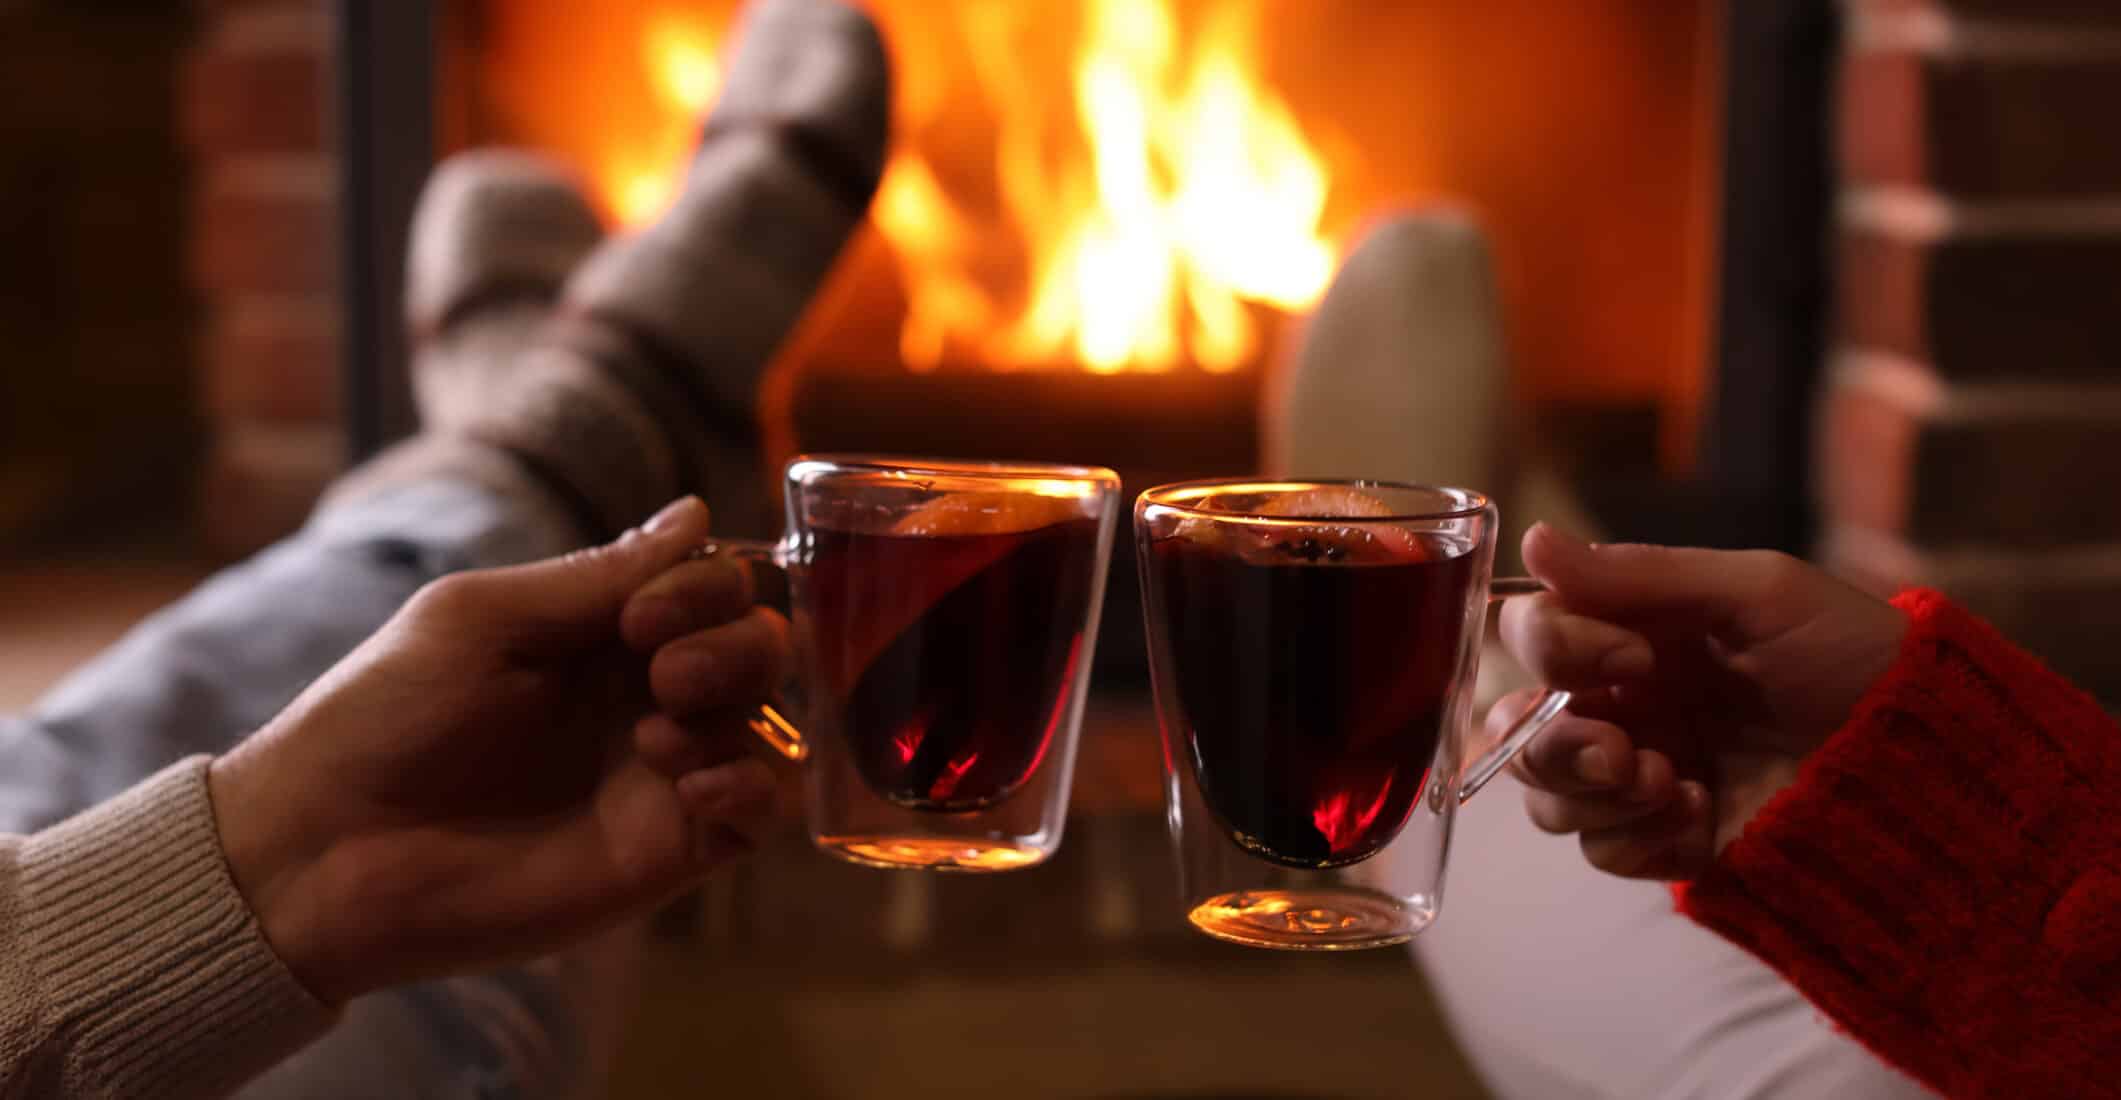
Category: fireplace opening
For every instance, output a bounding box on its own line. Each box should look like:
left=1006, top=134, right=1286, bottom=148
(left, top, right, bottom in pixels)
left=447, top=0, right=1721, bottom=462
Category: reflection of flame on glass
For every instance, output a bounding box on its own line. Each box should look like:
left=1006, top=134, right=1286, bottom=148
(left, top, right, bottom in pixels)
left=1312, top=771, right=1396, bottom=856
left=875, top=0, right=1337, bottom=373
left=833, top=837, right=1048, bottom=871
left=926, top=752, right=980, bottom=804
left=610, top=16, right=724, bottom=225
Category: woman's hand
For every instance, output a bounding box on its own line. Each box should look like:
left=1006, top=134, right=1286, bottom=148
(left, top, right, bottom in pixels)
left=1492, top=524, right=1907, bottom=879
left=208, top=497, right=788, bottom=1004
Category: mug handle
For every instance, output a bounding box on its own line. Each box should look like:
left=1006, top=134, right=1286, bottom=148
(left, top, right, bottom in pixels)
left=693, top=538, right=808, bottom=762
left=1456, top=576, right=1571, bottom=803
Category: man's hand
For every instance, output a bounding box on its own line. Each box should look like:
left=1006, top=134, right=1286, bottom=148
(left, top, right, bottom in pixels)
left=1492, top=523, right=1907, bottom=880
left=209, top=497, right=787, bottom=1004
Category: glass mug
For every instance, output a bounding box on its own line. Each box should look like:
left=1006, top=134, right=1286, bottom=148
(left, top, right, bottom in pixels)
left=1135, top=479, right=1569, bottom=948
left=703, top=455, right=1121, bottom=872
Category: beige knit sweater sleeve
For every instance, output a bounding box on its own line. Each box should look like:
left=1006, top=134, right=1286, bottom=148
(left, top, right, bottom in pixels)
left=0, top=756, right=334, bottom=1099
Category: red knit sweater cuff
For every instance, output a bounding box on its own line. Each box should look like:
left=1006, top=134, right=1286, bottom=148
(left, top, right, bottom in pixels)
left=1676, top=589, right=2121, bottom=1097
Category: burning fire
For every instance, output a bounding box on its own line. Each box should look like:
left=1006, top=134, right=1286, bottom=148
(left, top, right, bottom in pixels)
left=612, top=15, right=725, bottom=226
left=877, top=0, right=1337, bottom=373
left=610, top=0, right=1337, bottom=374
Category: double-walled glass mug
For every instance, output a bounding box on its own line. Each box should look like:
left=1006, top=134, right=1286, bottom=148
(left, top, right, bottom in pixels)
left=1135, top=479, right=1569, bottom=948
left=704, top=455, right=1120, bottom=872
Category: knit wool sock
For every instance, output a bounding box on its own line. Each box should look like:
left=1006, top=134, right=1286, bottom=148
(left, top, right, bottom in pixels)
left=404, top=149, right=605, bottom=439
left=332, top=1, right=890, bottom=542
left=545, top=0, right=892, bottom=531
left=323, top=151, right=611, bottom=537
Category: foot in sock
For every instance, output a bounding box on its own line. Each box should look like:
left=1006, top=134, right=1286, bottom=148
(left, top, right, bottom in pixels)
left=406, top=149, right=606, bottom=438
left=532, top=0, right=893, bottom=535
left=322, top=150, right=606, bottom=529
left=562, top=0, right=891, bottom=399
left=340, top=0, right=890, bottom=543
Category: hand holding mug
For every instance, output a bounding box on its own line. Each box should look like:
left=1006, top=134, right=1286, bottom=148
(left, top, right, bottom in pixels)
left=210, top=498, right=787, bottom=1005
left=1138, top=480, right=1570, bottom=950
left=1493, top=524, right=1908, bottom=879
left=647, top=456, right=1121, bottom=873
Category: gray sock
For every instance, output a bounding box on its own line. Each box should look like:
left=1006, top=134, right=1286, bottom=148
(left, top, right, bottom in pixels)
left=547, top=0, right=892, bottom=533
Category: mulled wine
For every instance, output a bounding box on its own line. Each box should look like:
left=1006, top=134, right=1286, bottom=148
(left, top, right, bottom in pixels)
left=1145, top=526, right=1476, bottom=868
left=804, top=515, right=1102, bottom=812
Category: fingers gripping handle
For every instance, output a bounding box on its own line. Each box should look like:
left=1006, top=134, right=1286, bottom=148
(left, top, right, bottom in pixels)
left=694, top=539, right=807, bottom=762
left=1458, top=577, right=1571, bottom=803
left=1459, top=688, right=1568, bottom=803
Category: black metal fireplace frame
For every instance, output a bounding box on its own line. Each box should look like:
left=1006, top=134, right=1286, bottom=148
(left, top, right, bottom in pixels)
left=334, top=0, right=435, bottom=461
left=332, top=0, right=1840, bottom=553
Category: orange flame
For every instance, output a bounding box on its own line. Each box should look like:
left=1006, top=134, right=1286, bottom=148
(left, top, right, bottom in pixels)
left=593, top=1, right=1334, bottom=373
left=874, top=0, right=1337, bottom=372
left=610, top=15, right=724, bottom=226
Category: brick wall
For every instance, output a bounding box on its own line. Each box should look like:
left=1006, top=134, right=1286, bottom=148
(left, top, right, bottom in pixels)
left=181, top=0, right=343, bottom=558
left=1821, top=0, right=2121, bottom=700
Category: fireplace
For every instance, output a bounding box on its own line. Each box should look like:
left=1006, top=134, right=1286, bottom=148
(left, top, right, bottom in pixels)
left=161, top=0, right=1862, bottom=594
left=337, top=0, right=1726, bottom=483
left=332, top=0, right=1723, bottom=683
left=299, top=0, right=1739, bottom=686
left=457, top=2, right=1717, bottom=389
left=320, top=0, right=1752, bottom=677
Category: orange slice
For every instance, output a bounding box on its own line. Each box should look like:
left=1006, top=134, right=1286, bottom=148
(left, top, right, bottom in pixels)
left=1256, top=486, right=1400, bottom=519
left=893, top=491, right=1086, bottom=537
left=1256, top=486, right=1430, bottom=563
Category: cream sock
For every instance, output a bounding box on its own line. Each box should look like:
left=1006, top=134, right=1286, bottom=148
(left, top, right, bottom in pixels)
left=323, top=151, right=607, bottom=536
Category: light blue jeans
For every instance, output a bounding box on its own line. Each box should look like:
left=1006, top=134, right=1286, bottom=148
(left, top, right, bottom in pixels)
left=0, top=478, right=602, bottom=1099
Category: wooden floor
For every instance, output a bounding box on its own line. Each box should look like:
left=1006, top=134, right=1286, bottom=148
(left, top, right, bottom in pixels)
left=614, top=947, right=1492, bottom=1100
left=0, top=560, right=205, bottom=709
left=0, top=558, right=1495, bottom=1099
